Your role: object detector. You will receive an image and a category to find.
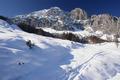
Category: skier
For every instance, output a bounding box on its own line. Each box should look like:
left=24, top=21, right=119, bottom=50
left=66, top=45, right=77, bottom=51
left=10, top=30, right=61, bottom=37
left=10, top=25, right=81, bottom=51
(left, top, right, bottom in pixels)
left=26, top=40, right=34, bottom=49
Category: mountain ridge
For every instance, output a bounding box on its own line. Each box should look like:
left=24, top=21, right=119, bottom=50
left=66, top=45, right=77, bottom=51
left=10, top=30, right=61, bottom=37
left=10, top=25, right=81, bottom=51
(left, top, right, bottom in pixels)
left=11, top=7, right=120, bottom=32
left=0, top=7, right=119, bottom=42
left=9, top=7, right=119, bottom=42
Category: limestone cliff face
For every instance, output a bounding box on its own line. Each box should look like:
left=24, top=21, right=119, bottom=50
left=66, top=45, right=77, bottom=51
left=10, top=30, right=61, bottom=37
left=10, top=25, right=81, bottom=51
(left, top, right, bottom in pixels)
left=90, top=14, right=120, bottom=36
left=70, top=8, right=88, bottom=20
left=11, top=7, right=120, bottom=37
left=12, top=7, right=86, bottom=31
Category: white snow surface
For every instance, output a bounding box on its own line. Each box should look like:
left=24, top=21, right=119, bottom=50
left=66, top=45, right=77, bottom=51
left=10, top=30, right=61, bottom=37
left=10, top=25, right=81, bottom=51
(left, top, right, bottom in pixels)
left=0, top=20, right=120, bottom=80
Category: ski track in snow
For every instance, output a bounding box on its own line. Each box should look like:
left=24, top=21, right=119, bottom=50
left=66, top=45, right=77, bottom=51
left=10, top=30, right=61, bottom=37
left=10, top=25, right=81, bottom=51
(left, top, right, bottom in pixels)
left=66, top=52, right=104, bottom=80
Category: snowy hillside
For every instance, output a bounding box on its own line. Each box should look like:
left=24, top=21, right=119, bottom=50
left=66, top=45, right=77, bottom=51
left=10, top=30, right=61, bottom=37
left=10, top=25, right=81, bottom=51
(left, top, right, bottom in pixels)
left=0, top=19, right=120, bottom=80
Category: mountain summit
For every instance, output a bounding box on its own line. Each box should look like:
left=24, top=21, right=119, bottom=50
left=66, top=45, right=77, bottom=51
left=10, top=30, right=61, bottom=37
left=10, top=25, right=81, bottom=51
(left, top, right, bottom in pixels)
left=12, top=7, right=120, bottom=36
left=12, top=7, right=88, bottom=31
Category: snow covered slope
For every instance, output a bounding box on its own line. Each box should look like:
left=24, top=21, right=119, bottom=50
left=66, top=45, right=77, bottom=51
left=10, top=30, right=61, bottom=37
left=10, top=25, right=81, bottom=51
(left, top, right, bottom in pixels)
left=0, top=19, right=120, bottom=80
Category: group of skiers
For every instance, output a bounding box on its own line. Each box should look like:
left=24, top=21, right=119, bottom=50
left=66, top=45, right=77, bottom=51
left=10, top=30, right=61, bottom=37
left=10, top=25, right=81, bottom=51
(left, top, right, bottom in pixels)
left=17, top=40, right=35, bottom=66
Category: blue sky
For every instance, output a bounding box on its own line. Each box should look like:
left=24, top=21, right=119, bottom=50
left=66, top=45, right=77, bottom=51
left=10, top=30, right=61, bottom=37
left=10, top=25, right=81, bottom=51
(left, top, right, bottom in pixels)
left=0, top=0, right=120, bottom=17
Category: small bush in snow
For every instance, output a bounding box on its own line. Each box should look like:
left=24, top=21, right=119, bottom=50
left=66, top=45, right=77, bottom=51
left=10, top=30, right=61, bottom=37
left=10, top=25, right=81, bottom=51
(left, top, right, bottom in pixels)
left=114, top=34, right=119, bottom=48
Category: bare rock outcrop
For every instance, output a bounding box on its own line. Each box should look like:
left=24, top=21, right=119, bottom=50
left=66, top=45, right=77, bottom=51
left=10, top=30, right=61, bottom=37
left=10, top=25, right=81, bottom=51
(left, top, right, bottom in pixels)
left=90, top=14, right=120, bottom=36
left=70, top=8, right=87, bottom=20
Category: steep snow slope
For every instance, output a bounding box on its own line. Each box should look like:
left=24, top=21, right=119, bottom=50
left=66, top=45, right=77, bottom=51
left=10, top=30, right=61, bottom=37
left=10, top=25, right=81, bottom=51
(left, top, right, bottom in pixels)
left=0, top=19, right=120, bottom=80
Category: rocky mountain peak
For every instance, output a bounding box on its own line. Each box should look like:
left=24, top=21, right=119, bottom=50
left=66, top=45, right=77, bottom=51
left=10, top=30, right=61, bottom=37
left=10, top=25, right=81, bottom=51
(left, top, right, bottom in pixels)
left=70, top=8, right=88, bottom=20
left=12, top=7, right=120, bottom=37
left=46, top=7, right=64, bottom=17
left=90, top=14, right=120, bottom=35
left=91, top=14, right=114, bottom=22
left=12, top=7, right=86, bottom=31
left=49, top=7, right=62, bottom=11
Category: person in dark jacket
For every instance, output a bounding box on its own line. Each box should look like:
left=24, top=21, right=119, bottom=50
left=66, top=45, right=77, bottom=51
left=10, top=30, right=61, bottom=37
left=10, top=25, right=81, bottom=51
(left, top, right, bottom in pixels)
left=26, top=40, right=34, bottom=49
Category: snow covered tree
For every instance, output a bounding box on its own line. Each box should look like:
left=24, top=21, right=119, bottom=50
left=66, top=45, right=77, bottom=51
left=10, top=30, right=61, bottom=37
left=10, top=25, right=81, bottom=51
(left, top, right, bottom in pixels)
left=114, top=34, right=119, bottom=48
left=61, top=32, right=80, bottom=42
